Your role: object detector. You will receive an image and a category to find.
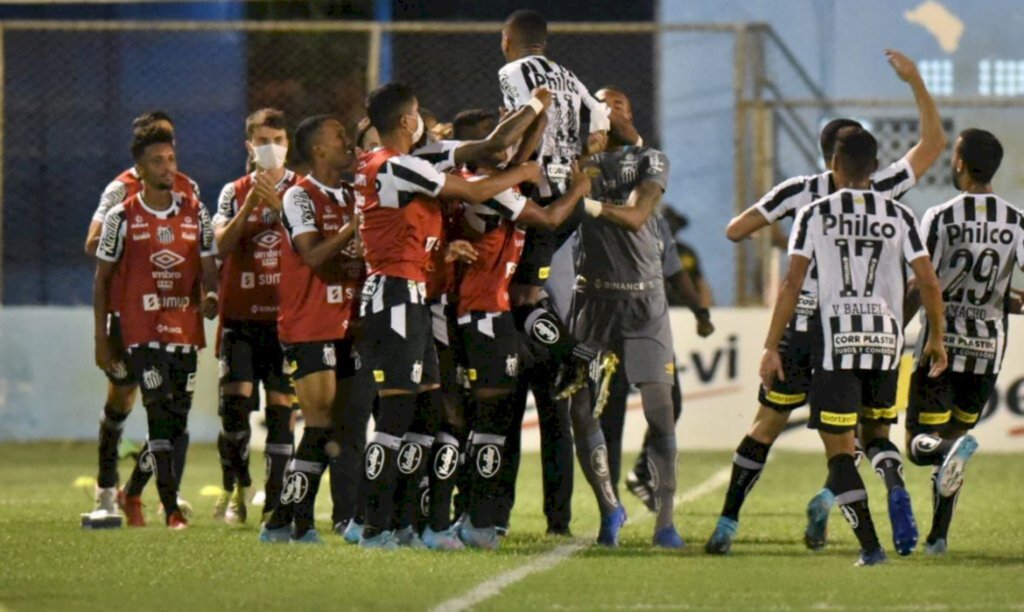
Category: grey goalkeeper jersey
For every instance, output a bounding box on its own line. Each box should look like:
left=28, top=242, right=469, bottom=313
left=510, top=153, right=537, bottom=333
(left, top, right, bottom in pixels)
left=576, top=146, right=670, bottom=296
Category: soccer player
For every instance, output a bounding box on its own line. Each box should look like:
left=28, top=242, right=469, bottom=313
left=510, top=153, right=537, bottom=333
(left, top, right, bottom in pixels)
left=93, top=126, right=218, bottom=529
left=761, top=126, right=947, bottom=566
left=212, top=108, right=301, bottom=524
left=85, top=111, right=201, bottom=524
left=498, top=9, right=618, bottom=412
left=353, top=82, right=542, bottom=548
left=444, top=108, right=592, bottom=549
left=567, top=87, right=687, bottom=547
left=904, top=129, right=1022, bottom=554
left=257, top=115, right=361, bottom=544
left=707, top=50, right=946, bottom=555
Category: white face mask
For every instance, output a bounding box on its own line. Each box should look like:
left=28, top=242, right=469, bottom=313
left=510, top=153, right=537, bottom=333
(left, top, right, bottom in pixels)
left=410, top=113, right=425, bottom=144
left=253, top=143, right=288, bottom=170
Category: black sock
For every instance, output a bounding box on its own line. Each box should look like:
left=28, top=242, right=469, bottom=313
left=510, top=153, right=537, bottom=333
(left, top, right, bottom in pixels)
left=219, top=394, right=252, bottom=490
left=217, top=432, right=236, bottom=491
left=288, top=426, right=331, bottom=538
left=721, top=435, right=772, bottom=521
left=263, top=404, right=294, bottom=516
left=865, top=437, right=905, bottom=491
left=149, top=438, right=179, bottom=517
left=125, top=439, right=153, bottom=497
left=428, top=430, right=461, bottom=531
left=362, top=393, right=418, bottom=537
left=394, top=391, right=439, bottom=530
left=928, top=467, right=961, bottom=543
left=173, top=429, right=190, bottom=491
left=467, top=394, right=517, bottom=529
left=827, top=453, right=880, bottom=552
left=909, top=433, right=956, bottom=466
left=97, top=404, right=129, bottom=489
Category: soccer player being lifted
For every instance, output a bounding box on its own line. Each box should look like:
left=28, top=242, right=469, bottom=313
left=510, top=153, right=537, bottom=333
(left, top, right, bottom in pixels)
left=212, top=108, right=301, bottom=524
left=93, top=126, right=219, bottom=529
left=353, top=83, right=541, bottom=548
left=84, top=112, right=200, bottom=524
left=761, top=127, right=947, bottom=566
left=708, top=50, right=946, bottom=555
left=258, top=116, right=362, bottom=544
left=905, top=129, right=1023, bottom=554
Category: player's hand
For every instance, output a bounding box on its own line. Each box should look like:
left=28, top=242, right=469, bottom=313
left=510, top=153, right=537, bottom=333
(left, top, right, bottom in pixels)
left=531, top=87, right=552, bottom=109
left=886, top=49, right=920, bottom=83
left=569, top=163, right=592, bottom=197
left=518, top=161, right=543, bottom=185
left=445, top=240, right=478, bottom=264
left=696, top=314, right=715, bottom=338
left=923, top=338, right=948, bottom=378
left=587, top=130, right=608, bottom=155
left=95, top=336, right=113, bottom=372
left=200, top=296, right=218, bottom=320
left=1008, top=287, right=1024, bottom=314
left=253, top=172, right=282, bottom=213
left=759, top=348, right=784, bottom=392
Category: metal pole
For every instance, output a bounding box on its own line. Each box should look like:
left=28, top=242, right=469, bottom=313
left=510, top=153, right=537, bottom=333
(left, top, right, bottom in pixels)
left=733, top=25, right=749, bottom=306
left=367, top=23, right=382, bottom=92
left=0, top=26, right=5, bottom=306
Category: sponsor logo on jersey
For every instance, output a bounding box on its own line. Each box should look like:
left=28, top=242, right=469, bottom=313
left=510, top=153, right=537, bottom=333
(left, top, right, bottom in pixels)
left=254, top=229, right=281, bottom=251
left=822, top=214, right=896, bottom=238
left=241, top=272, right=255, bottom=289
left=947, top=222, right=1015, bottom=246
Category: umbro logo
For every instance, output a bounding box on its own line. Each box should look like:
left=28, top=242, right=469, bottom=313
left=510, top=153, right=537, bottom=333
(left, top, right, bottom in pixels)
left=254, top=230, right=281, bottom=250
left=150, top=249, right=185, bottom=270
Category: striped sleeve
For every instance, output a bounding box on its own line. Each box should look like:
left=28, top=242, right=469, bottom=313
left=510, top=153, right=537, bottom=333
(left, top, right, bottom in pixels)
left=378, top=155, right=446, bottom=208
left=412, top=140, right=461, bottom=173
left=213, top=182, right=237, bottom=225
left=96, top=204, right=127, bottom=262
left=897, top=203, right=928, bottom=263
left=871, top=157, right=916, bottom=199
left=498, top=61, right=532, bottom=111
left=919, top=205, right=943, bottom=263
left=94, top=179, right=128, bottom=223
left=753, top=175, right=812, bottom=224
left=282, top=186, right=318, bottom=239
left=198, top=205, right=216, bottom=257
left=788, top=204, right=816, bottom=259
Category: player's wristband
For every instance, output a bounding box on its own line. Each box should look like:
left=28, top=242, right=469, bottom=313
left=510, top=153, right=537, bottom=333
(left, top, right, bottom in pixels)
left=205, top=291, right=219, bottom=301
left=527, top=97, right=546, bottom=115
left=583, top=198, right=603, bottom=218
left=635, top=135, right=644, bottom=147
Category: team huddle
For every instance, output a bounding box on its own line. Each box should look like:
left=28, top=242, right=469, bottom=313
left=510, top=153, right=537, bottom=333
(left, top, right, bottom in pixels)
left=82, top=9, right=1016, bottom=563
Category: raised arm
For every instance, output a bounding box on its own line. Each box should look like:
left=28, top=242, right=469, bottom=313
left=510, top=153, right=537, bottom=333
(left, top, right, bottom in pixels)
left=439, top=161, right=541, bottom=204
left=516, top=164, right=591, bottom=231
left=887, top=49, right=948, bottom=181
left=453, top=89, right=551, bottom=166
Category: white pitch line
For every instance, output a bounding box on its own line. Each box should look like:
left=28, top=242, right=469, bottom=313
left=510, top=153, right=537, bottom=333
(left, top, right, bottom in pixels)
left=431, top=465, right=733, bottom=612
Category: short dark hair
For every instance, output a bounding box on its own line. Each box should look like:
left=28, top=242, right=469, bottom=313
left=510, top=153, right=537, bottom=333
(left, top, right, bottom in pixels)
left=832, top=126, right=877, bottom=181
left=356, top=119, right=377, bottom=150
left=131, top=126, right=174, bottom=161
left=958, top=128, right=1003, bottom=184
left=820, top=118, right=863, bottom=161
left=245, top=108, right=287, bottom=140
left=132, top=111, right=174, bottom=131
left=505, top=9, right=547, bottom=47
left=452, top=109, right=498, bottom=140
left=294, top=115, right=335, bottom=164
left=367, top=82, right=417, bottom=135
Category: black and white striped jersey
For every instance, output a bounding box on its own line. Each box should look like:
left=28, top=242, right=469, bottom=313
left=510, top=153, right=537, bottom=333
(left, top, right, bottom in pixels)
left=790, top=189, right=928, bottom=371
left=412, top=140, right=461, bottom=174
left=499, top=54, right=606, bottom=197
left=754, top=158, right=916, bottom=331
left=916, top=193, right=1024, bottom=374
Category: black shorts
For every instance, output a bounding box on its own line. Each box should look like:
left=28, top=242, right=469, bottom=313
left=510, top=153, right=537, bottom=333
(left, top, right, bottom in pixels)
left=906, top=367, right=998, bottom=434
left=431, top=302, right=469, bottom=393
left=458, top=311, right=532, bottom=391
left=220, top=320, right=292, bottom=394
left=512, top=201, right=585, bottom=287
left=808, top=369, right=899, bottom=434
left=104, top=314, right=137, bottom=387
left=283, top=339, right=356, bottom=382
left=758, top=324, right=822, bottom=411
left=126, top=346, right=198, bottom=406
left=360, top=303, right=440, bottom=392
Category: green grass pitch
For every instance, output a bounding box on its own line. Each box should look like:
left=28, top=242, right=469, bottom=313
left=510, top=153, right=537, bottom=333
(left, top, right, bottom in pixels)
left=1, top=442, right=1022, bottom=610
